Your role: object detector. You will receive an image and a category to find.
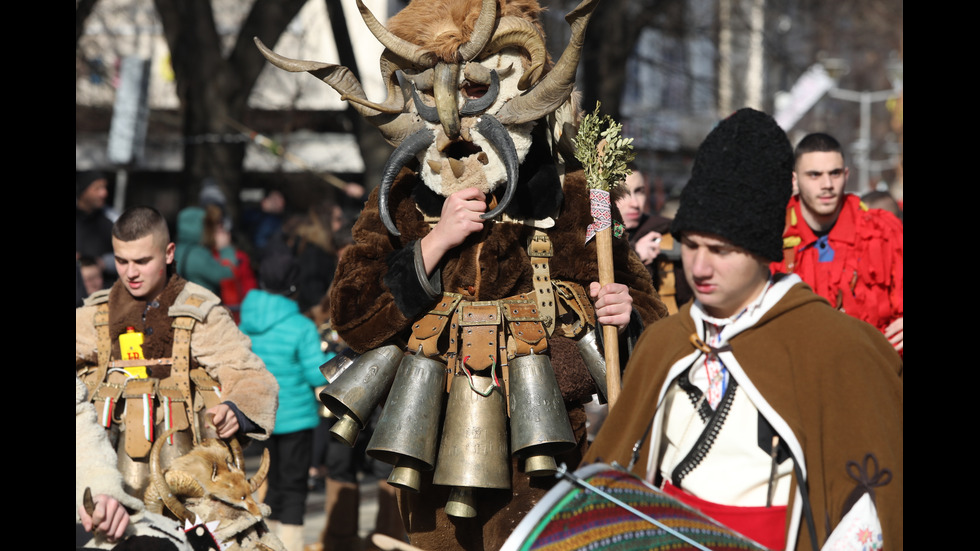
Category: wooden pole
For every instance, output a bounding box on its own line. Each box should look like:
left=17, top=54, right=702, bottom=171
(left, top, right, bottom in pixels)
left=596, top=225, right=620, bottom=408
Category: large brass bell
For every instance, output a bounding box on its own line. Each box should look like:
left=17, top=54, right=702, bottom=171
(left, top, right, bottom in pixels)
left=432, top=374, right=510, bottom=518
left=319, top=343, right=403, bottom=447
left=367, top=353, right=447, bottom=492
left=508, top=352, right=576, bottom=477
left=576, top=329, right=608, bottom=403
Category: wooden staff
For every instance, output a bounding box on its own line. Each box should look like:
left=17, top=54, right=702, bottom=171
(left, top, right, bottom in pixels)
left=595, top=204, right=622, bottom=406
left=573, top=104, right=635, bottom=410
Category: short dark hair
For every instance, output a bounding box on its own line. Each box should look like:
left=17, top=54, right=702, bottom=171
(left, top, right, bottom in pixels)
left=794, top=133, right=844, bottom=165
left=112, top=206, right=170, bottom=243
left=78, top=255, right=99, bottom=269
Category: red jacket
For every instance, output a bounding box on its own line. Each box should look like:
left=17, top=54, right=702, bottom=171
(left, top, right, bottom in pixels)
left=771, top=194, right=903, bottom=334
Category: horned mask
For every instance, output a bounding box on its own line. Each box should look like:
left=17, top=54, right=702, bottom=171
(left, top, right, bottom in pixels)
left=256, top=0, right=598, bottom=235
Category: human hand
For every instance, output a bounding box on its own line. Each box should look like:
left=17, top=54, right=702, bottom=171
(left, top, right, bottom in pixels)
left=344, top=182, right=366, bottom=200
left=420, top=187, right=487, bottom=275
left=79, top=494, right=130, bottom=543
left=207, top=404, right=240, bottom=438
left=885, top=317, right=903, bottom=352
left=589, top=282, right=633, bottom=333
left=634, top=231, right=662, bottom=266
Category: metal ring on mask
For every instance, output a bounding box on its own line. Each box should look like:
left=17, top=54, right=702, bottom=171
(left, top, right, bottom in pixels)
left=379, top=128, right=436, bottom=236
left=475, top=114, right=519, bottom=222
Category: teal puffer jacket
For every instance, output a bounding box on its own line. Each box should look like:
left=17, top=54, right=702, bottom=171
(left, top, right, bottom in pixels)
left=239, top=289, right=333, bottom=434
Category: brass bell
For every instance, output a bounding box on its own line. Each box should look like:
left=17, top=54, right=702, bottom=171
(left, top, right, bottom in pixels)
left=576, top=330, right=608, bottom=404
left=319, top=343, right=404, bottom=447
left=445, top=487, right=477, bottom=518
left=508, top=352, right=576, bottom=477
left=367, top=353, right=447, bottom=492
left=319, top=347, right=360, bottom=384
left=432, top=374, right=510, bottom=518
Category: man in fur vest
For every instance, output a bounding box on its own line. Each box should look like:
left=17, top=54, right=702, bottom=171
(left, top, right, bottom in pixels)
left=76, top=206, right=279, bottom=500
left=257, top=0, right=665, bottom=549
left=584, top=109, right=903, bottom=550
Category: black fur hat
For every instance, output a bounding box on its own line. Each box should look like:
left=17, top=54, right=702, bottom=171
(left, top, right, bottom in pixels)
left=670, top=108, right=792, bottom=262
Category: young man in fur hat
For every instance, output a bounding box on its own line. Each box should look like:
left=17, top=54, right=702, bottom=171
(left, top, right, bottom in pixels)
left=584, top=109, right=902, bottom=550
left=76, top=206, right=279, bottom=500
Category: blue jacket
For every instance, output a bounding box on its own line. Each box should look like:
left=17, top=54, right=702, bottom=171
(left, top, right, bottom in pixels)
left=239, top=289, right=332, bottom=434
left=175, top=206, right=234, bottom=295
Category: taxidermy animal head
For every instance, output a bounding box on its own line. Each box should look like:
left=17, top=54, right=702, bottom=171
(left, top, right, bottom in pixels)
left=256, top=0, right=599, bottom=235
left=144, top=429, right=271, bottom=523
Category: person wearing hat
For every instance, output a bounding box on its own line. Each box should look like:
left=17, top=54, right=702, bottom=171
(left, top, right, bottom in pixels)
left=583, top=109, right=902, bottom=550
left=76, top=170, right=118, bottom=294
left=238, top=247, right=334, bottom=551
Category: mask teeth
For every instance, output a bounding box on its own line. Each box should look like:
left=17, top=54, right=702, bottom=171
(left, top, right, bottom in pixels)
left=449, top=158, right=465, bottom=178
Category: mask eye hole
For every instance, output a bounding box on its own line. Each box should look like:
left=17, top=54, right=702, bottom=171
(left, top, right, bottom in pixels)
left=463, top=82, right=488, bottom=99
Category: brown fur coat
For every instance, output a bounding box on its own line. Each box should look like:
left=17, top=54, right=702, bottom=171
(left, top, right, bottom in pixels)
left=329, top=162, right=666, bottom=550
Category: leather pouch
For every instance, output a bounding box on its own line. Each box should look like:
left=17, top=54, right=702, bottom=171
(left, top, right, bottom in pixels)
left=457, top=302, right=502, bottom=372
left=503, top=297, right=547, bottom=357
left=408, top=293, right=462, bottom=358
left=122, top=378, right=159, bottom=459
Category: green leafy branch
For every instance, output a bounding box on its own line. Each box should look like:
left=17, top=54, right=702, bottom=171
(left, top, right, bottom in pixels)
left=573, top=102, right=636, bottom=192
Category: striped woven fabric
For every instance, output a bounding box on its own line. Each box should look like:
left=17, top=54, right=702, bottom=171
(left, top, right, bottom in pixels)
left=505, top=464, right=767, bottom=551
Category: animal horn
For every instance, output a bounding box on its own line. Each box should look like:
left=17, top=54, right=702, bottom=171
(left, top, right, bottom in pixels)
left=433, top=62, right=462, bottom=139
left=460, top=69, right=499, bottom=115
left=355, top=0, right=438, bottom=68
left=493, top=0, right=599, bottom=125
left=249, top=448, right=271, bottom=493
left=484, top=16, right=548, bottom=91
left=458, top=0, right=498, bottom=62
left=475, top=115, right=519, bottom=221
left=378, top=128, right=436, bottom=236
left=146, top=428, right=196, bottom=522
left=254, top=38, right=422, bottom=147
left=229, top=437, right=245, bottom=471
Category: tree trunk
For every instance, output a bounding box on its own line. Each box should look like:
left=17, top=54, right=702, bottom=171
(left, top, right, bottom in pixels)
left=153, top=0, right=307, bottom=221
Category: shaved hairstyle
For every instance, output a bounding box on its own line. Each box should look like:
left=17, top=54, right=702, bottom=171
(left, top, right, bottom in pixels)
left=112, top=206, right=170, bottom=243
left=794, top=133, right=844, bottom=165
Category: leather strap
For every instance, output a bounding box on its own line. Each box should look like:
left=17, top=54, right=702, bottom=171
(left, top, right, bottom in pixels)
left=527, top=230, right=556, bottom=335
left=83, top=302, right=113, bottom=400
left=458, top=302, right=503, bottom=372
left=553, top=280, right=595, bottom=338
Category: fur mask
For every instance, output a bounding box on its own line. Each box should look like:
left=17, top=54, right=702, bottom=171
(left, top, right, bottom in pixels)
left=256, top=0, right=600, bottom=235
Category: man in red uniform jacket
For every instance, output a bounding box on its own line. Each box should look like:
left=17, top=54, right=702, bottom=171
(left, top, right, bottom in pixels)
left=771, top=133, right=903, bottom=353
